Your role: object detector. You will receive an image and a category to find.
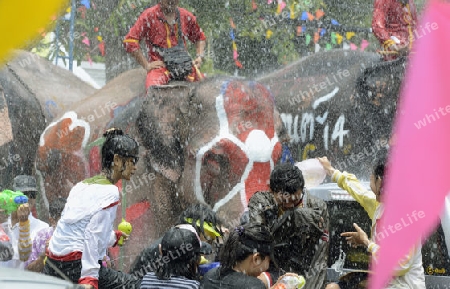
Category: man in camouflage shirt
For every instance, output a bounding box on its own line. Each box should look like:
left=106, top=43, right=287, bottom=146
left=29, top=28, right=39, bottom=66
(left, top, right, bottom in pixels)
left=248, top=163, right=329, bottom=289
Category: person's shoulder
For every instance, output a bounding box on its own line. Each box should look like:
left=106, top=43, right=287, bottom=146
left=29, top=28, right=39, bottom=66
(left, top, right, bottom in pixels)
left=249, top=191, right=274, bottom=205
left=178, top=7, right=196, bottom=19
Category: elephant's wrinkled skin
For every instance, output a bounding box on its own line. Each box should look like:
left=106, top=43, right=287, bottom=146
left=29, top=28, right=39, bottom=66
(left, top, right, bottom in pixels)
left=36, top=73, right=283, bottom=270
left=259, top=50, right=405, bottom=179
left=35, top=50, right=404, bottom=273
left=0, top=50, right=95, bottom=191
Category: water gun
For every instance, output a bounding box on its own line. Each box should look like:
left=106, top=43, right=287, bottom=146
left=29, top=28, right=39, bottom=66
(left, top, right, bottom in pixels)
left=0, top=190, right=28, bottom=215
left=117, top=218, right=132, bottom=246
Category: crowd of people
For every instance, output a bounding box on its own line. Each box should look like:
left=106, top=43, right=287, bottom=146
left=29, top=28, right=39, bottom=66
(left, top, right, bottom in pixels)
left=0, top=0, right=425, bottom=288
left=0, top=133, right=427, bottom=289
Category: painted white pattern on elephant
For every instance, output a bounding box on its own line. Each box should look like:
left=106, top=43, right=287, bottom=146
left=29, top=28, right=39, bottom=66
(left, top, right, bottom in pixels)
left=194, top=93, right=279, bottom=212
left=39, top=111, right=90, bottom=148
left=38, top=111, right=91, bottom=211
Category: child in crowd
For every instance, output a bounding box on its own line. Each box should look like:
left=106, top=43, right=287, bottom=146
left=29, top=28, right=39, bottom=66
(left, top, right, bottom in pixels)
left=140, top=225, right=204, bottom=289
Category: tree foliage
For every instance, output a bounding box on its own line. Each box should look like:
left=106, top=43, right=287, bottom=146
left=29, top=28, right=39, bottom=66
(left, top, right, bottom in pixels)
left=30, top=0, right=427, bottom=81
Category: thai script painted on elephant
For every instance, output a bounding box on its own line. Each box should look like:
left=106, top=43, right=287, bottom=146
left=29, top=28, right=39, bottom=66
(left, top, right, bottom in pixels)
left=281, top=86, right=349, bottom=151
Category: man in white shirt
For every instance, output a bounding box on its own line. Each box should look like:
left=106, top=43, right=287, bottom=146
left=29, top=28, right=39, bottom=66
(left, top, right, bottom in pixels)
left=0, top=175, right=49, bottom=269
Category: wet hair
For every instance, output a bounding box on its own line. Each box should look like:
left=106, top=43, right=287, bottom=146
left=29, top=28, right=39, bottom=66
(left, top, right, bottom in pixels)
left=49, top=198, right=67, bottom=220
left=156, top=227, right=201, bottom=281
left=176, top=203, right=224, bottom=238
left=269, top=163, right=305, bottom=194
left=372, top=148, right=389, bottom=180
left=101, top=128, right=139, bottom=169
left=219, top=223, right=273, bottom=274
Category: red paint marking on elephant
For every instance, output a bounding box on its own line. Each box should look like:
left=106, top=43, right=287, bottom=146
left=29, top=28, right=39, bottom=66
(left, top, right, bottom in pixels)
left=223, top=81, right=276, bottom=139
left=201, top=139, right=249, bottom=203
left=109, top=200, right=151, bottom=263
left=88, top=146, right=102, bottom=176
left=220, top=81, right=281, bottom=201
left=126, top=201, right=151, bottom=223
left=37, top=115, right=91, bottom=204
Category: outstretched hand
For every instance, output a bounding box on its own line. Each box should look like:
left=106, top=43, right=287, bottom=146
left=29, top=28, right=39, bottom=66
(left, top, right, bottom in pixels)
left=317, top=157, right=335, bottom=176
left=341, top=223, right=370, bottom=248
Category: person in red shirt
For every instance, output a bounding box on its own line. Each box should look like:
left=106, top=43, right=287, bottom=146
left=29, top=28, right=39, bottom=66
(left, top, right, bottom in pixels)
left=124, top=0, right=206, bottom=88
left=372, top=0, right=418, bottom=61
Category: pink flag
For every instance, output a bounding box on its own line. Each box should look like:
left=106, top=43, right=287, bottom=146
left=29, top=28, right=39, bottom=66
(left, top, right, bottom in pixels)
left=278, top=0, right=286, bottom=12
left=360, top=39, right=369, bottom=51
left=82, top=37, right=90, bottom=46
left=350, top=43, right=358, bottom=50
left=369, top=1, right=450, bottom=289
left=233, top=50, right=239, bottom=60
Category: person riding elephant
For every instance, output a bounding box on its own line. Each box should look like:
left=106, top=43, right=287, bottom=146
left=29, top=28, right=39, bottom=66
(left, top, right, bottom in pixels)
left=372, top=0, right=418, bottom=61
left=124, top=0, right=206, bottom=88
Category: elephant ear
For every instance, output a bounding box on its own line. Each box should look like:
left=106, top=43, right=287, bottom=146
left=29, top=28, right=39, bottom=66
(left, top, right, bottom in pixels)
left=0, top=0, right=67, bottom=64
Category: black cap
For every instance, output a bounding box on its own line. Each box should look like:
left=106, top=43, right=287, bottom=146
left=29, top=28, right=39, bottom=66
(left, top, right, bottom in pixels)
left=13, top=175, right=37, bottom=193
left=161, top=226, right=209, bottom=261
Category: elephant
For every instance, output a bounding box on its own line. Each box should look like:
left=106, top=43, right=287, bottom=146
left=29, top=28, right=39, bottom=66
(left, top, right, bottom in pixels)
left=259, top=49, right=406, bottom=179
left=36, top=71, right=283, bottom=270
left=35, top=49, right=405, bottom=273
left=0, top=50, right=97, bottom=218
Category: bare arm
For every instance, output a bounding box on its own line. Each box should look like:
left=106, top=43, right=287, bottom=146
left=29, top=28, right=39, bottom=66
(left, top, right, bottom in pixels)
left=130, top=50, right=165, bottom=72
left=193, top=40, right=206, bottom=67
left=26, top=254, right=46, bottom=272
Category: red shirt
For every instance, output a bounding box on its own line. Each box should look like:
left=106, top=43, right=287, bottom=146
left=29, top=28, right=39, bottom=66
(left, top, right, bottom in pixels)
left=372, top=0, right=417, bottom=50
left=123, top=4, right=206, bottom=62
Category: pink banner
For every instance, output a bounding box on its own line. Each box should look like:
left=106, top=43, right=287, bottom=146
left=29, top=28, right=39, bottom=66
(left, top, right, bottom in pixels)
left=369, top=1, right=450, bottom=289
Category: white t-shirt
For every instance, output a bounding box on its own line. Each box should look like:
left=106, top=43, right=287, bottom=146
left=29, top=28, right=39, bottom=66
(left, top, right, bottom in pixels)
left=48, top=179, right=119, bottom=281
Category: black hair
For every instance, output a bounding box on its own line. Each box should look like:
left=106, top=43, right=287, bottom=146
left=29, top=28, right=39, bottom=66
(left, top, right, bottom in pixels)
left=101, top=128, right=139, bottom=169
left=372, top=148, right=389, bottom=180
left=269, top=163, right=305, bottom=194
left=176, top=203, right=224, bottom=238
left=219, top=223, right=273, bottom=274
left=156, top=227, right=201, bottom=281
left=49, top=197, right=67, bottom=220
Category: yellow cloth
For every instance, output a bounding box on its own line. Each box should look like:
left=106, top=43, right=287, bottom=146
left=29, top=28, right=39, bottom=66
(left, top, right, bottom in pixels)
left=0, top=0, right=68, bottom=64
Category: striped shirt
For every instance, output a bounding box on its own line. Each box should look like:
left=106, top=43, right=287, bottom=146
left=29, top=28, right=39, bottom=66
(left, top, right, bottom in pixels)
left=140, top=272, right=200, bottom=289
